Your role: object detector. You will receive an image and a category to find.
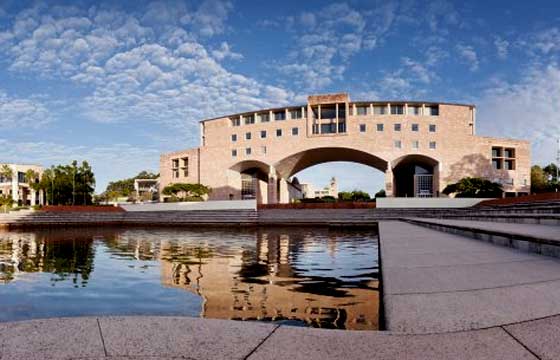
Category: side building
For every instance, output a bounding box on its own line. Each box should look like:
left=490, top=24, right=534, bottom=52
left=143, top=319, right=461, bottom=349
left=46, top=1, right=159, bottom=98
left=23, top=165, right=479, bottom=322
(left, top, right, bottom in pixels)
left=160, top=93, right=530, bottom=204
left=0, top=163, right=45, bottom=206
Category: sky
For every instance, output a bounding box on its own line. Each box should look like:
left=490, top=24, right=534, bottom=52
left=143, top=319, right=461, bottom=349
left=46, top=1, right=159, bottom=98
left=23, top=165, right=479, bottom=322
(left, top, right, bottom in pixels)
left=0, top=0, right=559, bottom=194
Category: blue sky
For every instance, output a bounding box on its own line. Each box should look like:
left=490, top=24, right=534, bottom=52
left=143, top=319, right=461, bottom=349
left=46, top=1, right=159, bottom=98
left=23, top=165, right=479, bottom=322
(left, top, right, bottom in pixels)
left=1, top=0, right=559, bottom=194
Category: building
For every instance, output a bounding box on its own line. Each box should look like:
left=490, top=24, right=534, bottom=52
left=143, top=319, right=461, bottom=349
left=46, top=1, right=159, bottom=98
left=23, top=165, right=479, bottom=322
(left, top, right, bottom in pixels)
left=300, top=177, right=338, bottom=199
left=160, top=93, right=530, bottom=204
left=133, top=178, right=159, bottom=202
left=0, top=163, right=45, bottom=206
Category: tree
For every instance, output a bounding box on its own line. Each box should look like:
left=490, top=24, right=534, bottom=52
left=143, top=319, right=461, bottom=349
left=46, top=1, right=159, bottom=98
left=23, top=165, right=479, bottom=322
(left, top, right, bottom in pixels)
left=101, top=171, right=159, bottom=201
left=0, top=194, right=14, bottom=213
left=531, top=165, right=549, bottom=193
left=0, top=165, right=13, bottom=182
left=443, top=177, right=503, bottom=198
left=162, top=183, right=210, bottom=201
left=375, top=189, right=386, bottom=198
left=36, top=161, right=96, bottom=205
left=338, top=190, right=371, bottom=202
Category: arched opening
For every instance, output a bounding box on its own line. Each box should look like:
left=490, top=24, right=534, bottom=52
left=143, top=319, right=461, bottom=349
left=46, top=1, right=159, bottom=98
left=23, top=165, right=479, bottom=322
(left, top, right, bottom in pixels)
left=274, top=147, right=389, bottom=203
left=229, top=160, right=271, bottom=203
left=392, top=155, right=439, bottom=198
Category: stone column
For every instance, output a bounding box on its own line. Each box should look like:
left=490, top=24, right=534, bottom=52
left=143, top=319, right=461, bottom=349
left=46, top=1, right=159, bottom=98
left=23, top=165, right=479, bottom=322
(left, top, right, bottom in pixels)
left=384, top=163, right=394, bottom=197
left=268, top=171, right=278, bottom=204
left=31, top=188, right=36, bottom=206
left=279, top=178, right=289, bottom=204
left=11, top=169, right=18, bottom=207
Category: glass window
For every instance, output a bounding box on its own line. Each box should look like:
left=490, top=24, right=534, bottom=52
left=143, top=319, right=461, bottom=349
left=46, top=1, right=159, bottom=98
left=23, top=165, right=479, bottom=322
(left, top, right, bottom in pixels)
left=429, top=124, right=436, bottom=132
left=259, top=113, right=270, bottom=122
left=245, top=148, right=251, bottom=155
left=412, top=140, right=419, bottom=149
left=429, top=141, right=437, bottom=149
left=231, top=134, right=237, bottom=142
left=276, top=129, right=282, bottom=137
left=274, top=111, right=286, bottom=121
left=492, top=147, right=502, bottom=157
left=427, top=105, right=439, bottom=116
left=391, top=105, right=404, bottom=115
left=356, top=106, right=368, bottom=116
left=321, top=105, right=336, bottom=119
left=172, top=159, right=179, bottom=168
left=245, top=132, right=251, bottom=140
left=504, top=148, right=515, bottom=158
left=394, top=140, right=402, bottom=149
left=373, top=106, right=386, bottom=115
left=321, top=123, right=337, bottom=134
left=377, top=123, right=384, bottom=131
left=231, top=118, right=241, bottom=127
left=505, top=159, right=515, bottom=170
left=394, top=123, right=401, bottom=131
left=231, top=149, right=237, bottom=157
left=290, top=109, right=302, bottom=119
left=409, top=106, right=421, bottom=115
left=412, top=123, right=419, bottom=131
left=260, top=130, right=267, bottom=138
left=292, top=127, right=299, bottom=136
left=360, top=124, right=366, bottom=132
left=244, top=114, right=255, bottom=124
left=338, top=121, right=346, bottom=133
left=492, top=159, right=502, bottom=170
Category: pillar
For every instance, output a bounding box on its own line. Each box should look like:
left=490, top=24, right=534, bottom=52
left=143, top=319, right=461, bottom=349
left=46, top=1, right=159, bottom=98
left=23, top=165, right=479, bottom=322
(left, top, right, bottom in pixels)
left=279, top=178, right=289, bottom=204
left=268, top=173, right=278, bottom=204
left=384, top=164, right=394, bottom=197
left=11, top=170, right=18, bottom=207
left=31, top=188, right=36, bottom=206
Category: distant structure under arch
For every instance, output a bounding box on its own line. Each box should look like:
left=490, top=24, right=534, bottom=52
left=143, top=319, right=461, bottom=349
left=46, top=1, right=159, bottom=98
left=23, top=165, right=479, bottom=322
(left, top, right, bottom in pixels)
left=160, top=93, right=530, bottom=203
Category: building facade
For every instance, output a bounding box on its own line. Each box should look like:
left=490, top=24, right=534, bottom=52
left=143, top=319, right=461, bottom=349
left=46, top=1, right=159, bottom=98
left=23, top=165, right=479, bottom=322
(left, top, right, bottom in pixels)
left=160, top=93, right=530, bottom=203
left=0, top=163, right=45, bottom=206
left=300, top=177, right=338, bottom=199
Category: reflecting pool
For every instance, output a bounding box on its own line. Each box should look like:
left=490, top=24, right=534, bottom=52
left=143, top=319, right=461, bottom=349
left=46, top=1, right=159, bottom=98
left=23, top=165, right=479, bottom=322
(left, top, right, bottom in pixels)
left=0, top=227, right=379, bottom=330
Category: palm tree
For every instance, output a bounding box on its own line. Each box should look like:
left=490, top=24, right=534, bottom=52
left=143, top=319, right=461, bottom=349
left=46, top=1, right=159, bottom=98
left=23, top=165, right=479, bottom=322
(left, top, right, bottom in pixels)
left=0, top=164, right=13, bottom=183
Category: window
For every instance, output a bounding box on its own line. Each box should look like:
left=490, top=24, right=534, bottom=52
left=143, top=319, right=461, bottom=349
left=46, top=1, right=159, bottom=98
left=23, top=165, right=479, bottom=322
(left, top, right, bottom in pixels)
left=492, top=147, right=502, bottom=158
left=274, top=111, right=286, bottom=121
left=290, top=109, right=302, bottom=119
left=276, top=129, right=282, bottom=137
left=394, top=140, right=402, bottom=149
left=245, top=132, right=251, bottom=140
left=356, top=105, right=368, bottom=116
left=312, top=123, right=319, bottom=134
left=259, top=113, right=270, bottom=122
left=338, top=121, right=346, bottom=133
left=377, top=123, right=384, bottom=131
left=260, top=130, right=267, bottom=138
left=411, top=124, right=419, bottom=132
left=292, top=127, right=299, bottom=136
left=429, top=124, right=436, bottom=132
left=321, top=123, right=337, bottom=134
left=391, top=104, right=404, bottom=115
left=245, top=148, right=252, bottom=155
left=505, top=159, right=515, bottom=170
left=504, top=148, right=515, bottom=158
left=394, top=123, right=401, bottom=131
left=244, top=114, right=255, bottom=125
left=360, top=124, right=366, bottom=132
left=492, top=159, right=502, bottom=170
left=232, top=149, right=237, bottom=157
left=231, top=117, right=241, bottom=127
left=172, top=159, right=179, bottom=179
left=409, top=106, right=421, bottom=115
left=321, top=105, right=336, bottom=119
left=181, top=157, right=189, bottom=177
left=373, top=105, right=386, bottom=115
left=261, top=146, right=267, bottom=155
left=427, top=105, right=439, bottom=116
left=231, top=134, right=237, bottom=142
left=429, top=141, right=437, bottom=149
left=412, top=140, right=419, bottom=149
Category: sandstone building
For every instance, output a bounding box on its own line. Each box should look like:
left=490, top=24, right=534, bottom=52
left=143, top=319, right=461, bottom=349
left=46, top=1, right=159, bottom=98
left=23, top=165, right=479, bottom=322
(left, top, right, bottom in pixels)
left=0, top=163, right=45, bottom=206
left=160, top=93, right=530, bottom=203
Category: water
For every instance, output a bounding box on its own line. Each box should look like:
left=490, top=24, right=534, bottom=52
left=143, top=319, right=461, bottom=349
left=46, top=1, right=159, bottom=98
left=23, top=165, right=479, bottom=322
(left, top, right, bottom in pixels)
left=0, top=227, right=379, bottom=330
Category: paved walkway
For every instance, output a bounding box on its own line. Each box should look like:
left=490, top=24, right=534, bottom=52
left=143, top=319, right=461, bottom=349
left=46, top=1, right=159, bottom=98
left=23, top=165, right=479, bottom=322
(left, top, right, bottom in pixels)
left=3, top=315, right=560, bottom=360
left=379, top=221, right=560, bottom=334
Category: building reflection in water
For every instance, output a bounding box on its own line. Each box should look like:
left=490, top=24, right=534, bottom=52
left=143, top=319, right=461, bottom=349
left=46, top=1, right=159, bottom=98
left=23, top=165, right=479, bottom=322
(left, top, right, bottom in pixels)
left=0, top=227, right=379, bottom=330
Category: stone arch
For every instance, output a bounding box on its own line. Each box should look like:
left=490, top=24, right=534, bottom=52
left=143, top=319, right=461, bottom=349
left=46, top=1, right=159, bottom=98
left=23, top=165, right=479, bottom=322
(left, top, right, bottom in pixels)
left=391, top=154, right=440, bottom=197
left=229, top=160, right=272, bottom=203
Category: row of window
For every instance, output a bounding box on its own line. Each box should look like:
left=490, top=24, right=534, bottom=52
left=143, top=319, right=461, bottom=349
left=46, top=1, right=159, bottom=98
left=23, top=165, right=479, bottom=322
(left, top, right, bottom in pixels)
left=232, top=128, right=299, bottom=142
left=233, top=141, right=438, bottom=158
left=360, top=123, right=437, bottom=132
left=171, top=157, right=189, bottom=178
left=352, top=104, right=439, bottom=116
left=393, top=140, right=438, bottom=150
left=231, top=109, right=304, bottom=127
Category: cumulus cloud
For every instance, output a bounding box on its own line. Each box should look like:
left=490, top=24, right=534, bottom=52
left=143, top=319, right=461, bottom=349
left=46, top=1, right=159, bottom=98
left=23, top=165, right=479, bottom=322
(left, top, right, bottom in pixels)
left=0, top=91, right=52, bottom=128
left=456, top=44, right=479, bottom=71
left=478, top=63, right=560, bottom=165
left=494, top=37, right=509, bottom=59
left=211, top=42, right=243, bottom=61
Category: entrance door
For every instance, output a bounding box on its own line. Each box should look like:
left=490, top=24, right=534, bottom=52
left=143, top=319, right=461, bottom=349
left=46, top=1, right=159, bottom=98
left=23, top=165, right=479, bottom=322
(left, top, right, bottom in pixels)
left=241, top=173, right=257, bottom=199
left=414, top=175, right=433, bottom=197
